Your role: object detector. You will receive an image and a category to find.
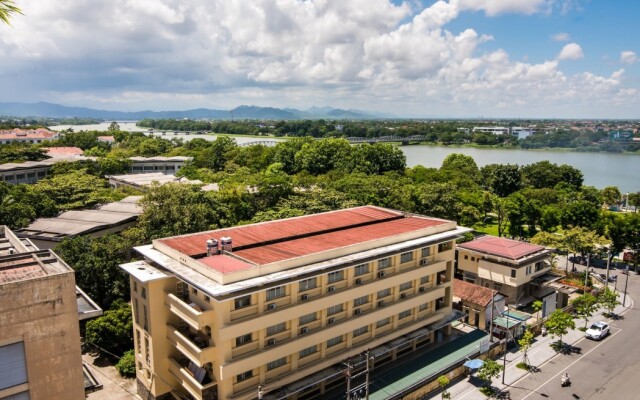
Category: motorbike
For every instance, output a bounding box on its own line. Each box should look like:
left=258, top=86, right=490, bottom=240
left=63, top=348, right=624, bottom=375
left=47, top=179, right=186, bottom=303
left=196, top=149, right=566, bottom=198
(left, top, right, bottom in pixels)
left=561, top=374, right=571, bottom=387
left=541, top=326, right=547, bottom=336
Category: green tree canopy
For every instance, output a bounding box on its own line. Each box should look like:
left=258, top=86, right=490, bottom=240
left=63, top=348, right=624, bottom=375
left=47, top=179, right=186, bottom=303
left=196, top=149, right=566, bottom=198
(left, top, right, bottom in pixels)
left=85, top=299, right=133, bottom=356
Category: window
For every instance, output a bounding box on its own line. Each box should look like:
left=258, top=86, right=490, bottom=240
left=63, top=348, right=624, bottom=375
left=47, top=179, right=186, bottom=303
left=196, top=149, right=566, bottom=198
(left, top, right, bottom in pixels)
left=535, top=261, right=545, bottom=272
left=400, top=251, right=413, bottom=263
left=204, top=295, right=210, bottom=303
left=354, top=263, right=369, bottom=276
left=399, top=309, right=413, bottom=319
left=266, top=322, right=286, bottom=337
left=511, top=269, right=517, bottom=278
left=353, top=326, right=369, bottom=337
left=420, top=276, right=430, bottom=285
left=236, top=333, right=252, bottom=347
left=141, top=287, right=146, bottom=299
left=136, top=330, right=141, bottom=354
left=143, top=305, right=148, bottom=331
left=267, top=357, right=287, bottom=371
left=327, top=335, right=343, bottom=347
left=328, top=270, right=344, bottom=283
left=400, top=281, right=413, bottom=291
left=299, top=277, right=317, bottom=292
left=327, top=304, right=343, bottom=315
left=145, top=337, right=150, bottom=364
left=299, top=345, right=317, bottom=358
left=377, top=288, right=391, bottom=299
left=266, top=286, right=286, bottom=301
left=133, top=281, right=137, bottom=292
left=0, top=342, right=27, bottom=391
left=299, top=312, right=317, bottom=325
left=526, top=265, right=532, bottom=275
left=192, top=287, right=198, bottom=295
left=354, top=295, right=368, bottom=307
left=376, top=317, right=391, bottom=328
left=471, top=257, right=476, bottom=261
left=421, top=247, right=431, bottom=258
left=234, top=295, right=251, bottom=310
left=237, top=370, right=253, bottom=382
left=378, top=257, right=391, bottom=270
left=494, top=283, right=502, bottom=291
left=134, top=299, right=139, bottom=324
left=464, top=255, right=469, bottom=260
left=419, top=303, right=430, bottom=311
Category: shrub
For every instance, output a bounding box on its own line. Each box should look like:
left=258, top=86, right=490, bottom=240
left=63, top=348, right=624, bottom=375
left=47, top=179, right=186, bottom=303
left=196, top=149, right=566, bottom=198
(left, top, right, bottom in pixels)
left=115, top=349, right=136, bottom=377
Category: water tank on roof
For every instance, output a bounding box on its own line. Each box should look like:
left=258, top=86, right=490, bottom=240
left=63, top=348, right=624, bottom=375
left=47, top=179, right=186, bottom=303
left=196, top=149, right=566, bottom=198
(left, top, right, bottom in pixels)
left=220, top=236, right=233, bottom=252
left=206, top=239, right=219, bottom=256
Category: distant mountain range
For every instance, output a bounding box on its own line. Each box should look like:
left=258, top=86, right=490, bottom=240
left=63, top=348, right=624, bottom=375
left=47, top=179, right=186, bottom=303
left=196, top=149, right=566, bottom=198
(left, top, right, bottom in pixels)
left=0, top=102, right=389, bottom=120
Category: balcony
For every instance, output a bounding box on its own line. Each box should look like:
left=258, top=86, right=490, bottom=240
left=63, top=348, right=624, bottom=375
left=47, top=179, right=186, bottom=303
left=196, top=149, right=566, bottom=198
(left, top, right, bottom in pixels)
left=166, top=292, right=214, bottom=331
left=167, top=325, right=216, bottom=366
left=169, top=357, right=217, bottom=400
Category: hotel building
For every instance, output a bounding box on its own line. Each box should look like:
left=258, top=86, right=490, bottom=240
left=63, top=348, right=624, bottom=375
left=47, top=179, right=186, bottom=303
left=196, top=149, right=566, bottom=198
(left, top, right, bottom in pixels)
left=121, top=206, right=469, bottom=400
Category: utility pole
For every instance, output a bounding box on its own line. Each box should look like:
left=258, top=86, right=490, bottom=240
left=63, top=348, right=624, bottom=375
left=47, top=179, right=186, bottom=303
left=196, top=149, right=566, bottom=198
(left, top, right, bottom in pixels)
left=344, top=359, right=352, bottom=399
left=623, top=267, right=630, bottom=307
left=605, top=249, right=612, bottom=289
left=584, top=253, right=590, bottom=288
left=489, top=290, right=495, bottom=342
left=364, top=349, right=371, bottom=400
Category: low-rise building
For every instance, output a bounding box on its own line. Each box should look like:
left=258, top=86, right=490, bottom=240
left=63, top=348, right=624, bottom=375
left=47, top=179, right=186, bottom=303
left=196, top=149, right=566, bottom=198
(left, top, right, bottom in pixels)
left=0, top=226, right=86, bottom=400
left=15, top=196, right=142, bottom=249
left=452, top=279, right=506, bottom=331
left=0, top=128, right=59, bottom=145
left=456, top=235, right=555, bottom=306
left=472, top=126, right=509, bottom=135
left=120, top=206, right=469, bottom=400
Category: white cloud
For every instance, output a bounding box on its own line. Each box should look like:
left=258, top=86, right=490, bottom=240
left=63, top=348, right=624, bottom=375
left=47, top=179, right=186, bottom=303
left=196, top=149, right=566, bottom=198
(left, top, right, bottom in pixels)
left=0, top=0, right=637, bottom=118
left=620, top=51, right=638, bottom=65
left=557, top=43, right=584, bottom=60
left=552, top=32, right=570, bottom=42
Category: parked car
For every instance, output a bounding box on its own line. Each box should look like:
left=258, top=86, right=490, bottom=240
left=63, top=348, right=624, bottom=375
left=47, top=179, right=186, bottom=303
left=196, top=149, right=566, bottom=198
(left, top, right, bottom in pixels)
left=585, top=321, right=610, bottom=340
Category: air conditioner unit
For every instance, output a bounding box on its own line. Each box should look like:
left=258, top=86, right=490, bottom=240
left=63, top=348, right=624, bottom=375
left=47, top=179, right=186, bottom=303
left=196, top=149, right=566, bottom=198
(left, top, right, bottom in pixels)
left=355, top=278, right=362, bottom=285
left=267, top=303, right=277, bottom=310
left=377, top=300, right=384, bottom=307
left=419, top=287, right=426, bottom=293
left=377, top=271, right=385, bottom=278
left=354, top=308, right=362, bottom=316
left=328, top=286, right=335, bottom=293
left=327, top=317, right=336, bottom=325
left=267, top=339, right=276, bottom=347
left=420, top=259, right=428, bottom=266
left=300, top=294, right=309, bottom=301
left=300, top=327, right=308, bottom=334
left=400, top=293, right=407, bottom=299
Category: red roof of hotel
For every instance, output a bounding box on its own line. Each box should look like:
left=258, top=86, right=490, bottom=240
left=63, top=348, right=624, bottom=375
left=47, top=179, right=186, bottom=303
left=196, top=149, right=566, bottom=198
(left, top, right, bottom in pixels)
left=458, top=235, right=545, bottom=260
left=97, top=136, right=115, bottom=142
left=158, top=206, right=450, bottom=274
left=0, top=128, right=57, bottom=140
left=44, top=147, right=84, bottom=156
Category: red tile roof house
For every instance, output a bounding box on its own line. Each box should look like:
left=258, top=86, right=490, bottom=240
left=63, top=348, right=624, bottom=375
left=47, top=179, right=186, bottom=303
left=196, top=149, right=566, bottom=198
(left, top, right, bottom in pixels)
left=0, top=128, right=58, bottom=144
left=452, top=279, right=506, bottom=331
left=456, top=235, right=557, bottom=306
left=97, top=135, right=115, bottom=144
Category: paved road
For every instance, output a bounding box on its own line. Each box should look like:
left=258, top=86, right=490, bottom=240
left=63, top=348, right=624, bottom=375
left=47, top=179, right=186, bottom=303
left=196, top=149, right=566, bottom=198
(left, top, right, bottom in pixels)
left=436, top=258, right=638, bottom=400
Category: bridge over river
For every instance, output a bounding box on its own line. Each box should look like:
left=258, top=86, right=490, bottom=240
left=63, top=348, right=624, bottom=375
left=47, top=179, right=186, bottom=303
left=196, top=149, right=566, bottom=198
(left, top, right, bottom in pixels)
left=238, top=135, right=427, bottom=147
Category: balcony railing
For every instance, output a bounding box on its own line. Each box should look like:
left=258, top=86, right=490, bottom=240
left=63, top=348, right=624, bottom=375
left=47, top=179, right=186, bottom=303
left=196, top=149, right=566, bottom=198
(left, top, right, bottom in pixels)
left=169, top=357, right=217, bottom=400
left=166, top=292, right=214, bottom=330
left=167, top=325, right=216, bottom=366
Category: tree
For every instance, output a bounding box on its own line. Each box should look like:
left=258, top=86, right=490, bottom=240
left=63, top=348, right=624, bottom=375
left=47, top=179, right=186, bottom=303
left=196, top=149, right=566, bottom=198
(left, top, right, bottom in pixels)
left=597, top=287, right=620, bottom=317
left=628, top=192, right=640, bottom=212
left=477, top=359, right=503, bottom=386
left=531, top=300, right=543, bottom=320
left=295, top=138, right=352, bottom=175
left=481, top=164, right=521, bottom=197
left=107, top=121, right=121, bottom=133
left=544, top=309, right=575, bottom=349
left=0, top=0, right=21, bottom=25
left=441, top=153, right=480, bottom=181
left=572, top=293, right=599, bottom=328
left=437, top=375, right=451, bottom=400
left=518, top=329, right=535, bottom=367
left=85, top=299, right=133, bottom=356
left=560, top=200, right=601, bottom=229
left=98, top=154, right=133, bottom=175
left=601, top=186, right=622, bottom=208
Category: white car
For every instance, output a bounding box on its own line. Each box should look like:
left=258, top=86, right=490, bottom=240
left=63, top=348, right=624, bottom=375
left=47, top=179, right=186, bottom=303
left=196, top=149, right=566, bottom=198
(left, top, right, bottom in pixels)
left=585, top=321, right=609, bottom=340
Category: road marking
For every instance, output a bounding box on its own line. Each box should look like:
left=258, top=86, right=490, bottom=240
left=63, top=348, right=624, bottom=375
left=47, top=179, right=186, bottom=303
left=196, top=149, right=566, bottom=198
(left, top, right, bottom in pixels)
left=520, top=328, right=622, bottom=400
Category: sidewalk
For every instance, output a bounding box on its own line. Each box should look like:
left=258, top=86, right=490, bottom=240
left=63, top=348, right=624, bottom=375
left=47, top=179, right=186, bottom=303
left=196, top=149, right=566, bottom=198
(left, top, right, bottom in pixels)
left=438, top=291, right=633, bottom=400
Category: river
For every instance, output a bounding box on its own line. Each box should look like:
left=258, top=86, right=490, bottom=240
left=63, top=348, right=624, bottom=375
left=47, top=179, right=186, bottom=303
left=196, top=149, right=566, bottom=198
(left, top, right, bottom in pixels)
left=49, top=122, right=640, bottom=192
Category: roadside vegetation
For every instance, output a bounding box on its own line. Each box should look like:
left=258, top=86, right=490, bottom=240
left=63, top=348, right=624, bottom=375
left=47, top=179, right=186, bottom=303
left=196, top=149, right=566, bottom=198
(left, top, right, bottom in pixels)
left=1, top=127, right=639, bottom=377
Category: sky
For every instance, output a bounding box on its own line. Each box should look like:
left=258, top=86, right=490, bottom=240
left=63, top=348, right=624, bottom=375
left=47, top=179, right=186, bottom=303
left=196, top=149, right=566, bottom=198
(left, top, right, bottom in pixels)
left=1, top=0, right=639, bottom=118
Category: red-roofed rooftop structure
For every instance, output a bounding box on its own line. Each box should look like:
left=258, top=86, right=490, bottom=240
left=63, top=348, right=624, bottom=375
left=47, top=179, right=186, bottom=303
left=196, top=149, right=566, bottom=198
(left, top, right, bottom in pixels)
left=457, top=236, right=545, bottom=261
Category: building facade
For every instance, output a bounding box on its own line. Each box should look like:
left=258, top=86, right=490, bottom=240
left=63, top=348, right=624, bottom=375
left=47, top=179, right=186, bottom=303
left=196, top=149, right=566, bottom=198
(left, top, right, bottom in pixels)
left=120, top=206, right=469, bottom=400
left=456, top=235, right=554, bottom=306
left=0, top=226, right=85, bottom=400
left=452, top=279, right=505, bottom=331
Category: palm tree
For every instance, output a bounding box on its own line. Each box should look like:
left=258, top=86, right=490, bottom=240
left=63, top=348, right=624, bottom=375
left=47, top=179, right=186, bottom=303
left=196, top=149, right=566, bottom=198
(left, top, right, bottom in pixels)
left=0, top=0, right=22, bottom=25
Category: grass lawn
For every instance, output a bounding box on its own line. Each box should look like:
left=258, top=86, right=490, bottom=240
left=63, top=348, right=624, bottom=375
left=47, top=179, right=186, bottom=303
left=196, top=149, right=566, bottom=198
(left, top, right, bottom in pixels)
left=473, top=221, right=500, bottom=236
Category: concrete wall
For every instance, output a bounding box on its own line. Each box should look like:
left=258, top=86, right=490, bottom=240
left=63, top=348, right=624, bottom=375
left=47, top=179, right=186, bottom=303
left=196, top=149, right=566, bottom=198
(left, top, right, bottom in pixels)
left=0, top=273, right=84, bottom=400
